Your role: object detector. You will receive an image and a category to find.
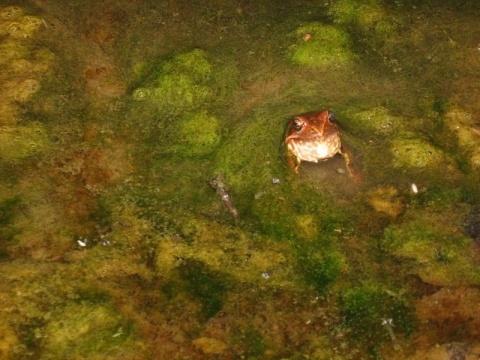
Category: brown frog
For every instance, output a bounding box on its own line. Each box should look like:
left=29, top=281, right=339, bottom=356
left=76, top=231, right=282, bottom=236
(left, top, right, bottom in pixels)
left=285, top=109, right=360, bottom=182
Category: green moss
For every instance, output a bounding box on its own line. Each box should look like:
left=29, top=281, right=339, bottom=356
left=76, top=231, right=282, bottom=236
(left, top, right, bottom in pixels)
left=299, top=251, right=344, bottom=294
left=41, top=302, right=141, bottom=360
left=0, top=39, right=29, bottom=65
left=290, top=23, right=353, bottom=67
left=390, top=138, right=445, bottom=168
left=0, top=196, right=20, bottom=227
left=213, top=110, right=284, bottom=197
left=132, top=49, right=212, bottom=114
left=0, top=123, right=50, bottom=163
left=167, top=111, right=221, bottom=157
left=178, top=259, right=231, bottom=320
left=383, top=216, right=480, bottom=286
left=343, top=107, right=406, bottom=137
left=341, top=284, right=414, bottom=346
left=0, top=196, right=21, bottom=259
left=329, top=0, right=394, bottom=43
left=238, top=328, right=265, bottom=358
left=161, top=48, right=212, bottom=83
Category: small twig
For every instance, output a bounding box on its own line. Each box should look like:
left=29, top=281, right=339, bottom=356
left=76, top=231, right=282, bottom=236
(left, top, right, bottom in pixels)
left=209, top=174, right=239, bottom=223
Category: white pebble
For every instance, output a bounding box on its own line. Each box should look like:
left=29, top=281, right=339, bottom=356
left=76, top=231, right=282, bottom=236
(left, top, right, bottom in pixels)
left=411, top=183, right=418, bottom=194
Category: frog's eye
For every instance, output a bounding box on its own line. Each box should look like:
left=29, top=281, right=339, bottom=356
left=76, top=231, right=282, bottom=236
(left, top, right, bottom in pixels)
left=328, top=112, right=335, bottom=122
left=293, top=117, right=305, bottom=132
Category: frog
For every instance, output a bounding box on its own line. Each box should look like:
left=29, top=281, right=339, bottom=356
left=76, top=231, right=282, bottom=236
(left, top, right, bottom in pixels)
left=285, top=109, right=360, bottom=183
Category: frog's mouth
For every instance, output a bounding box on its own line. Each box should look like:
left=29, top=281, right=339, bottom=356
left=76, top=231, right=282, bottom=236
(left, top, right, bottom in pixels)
left=286, top=137, right=341, bottom=162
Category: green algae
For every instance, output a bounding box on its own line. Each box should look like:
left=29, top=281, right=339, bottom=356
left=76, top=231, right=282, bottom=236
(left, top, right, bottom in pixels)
left=340, top=284, right=414, bottom=348
left=0, top=40, right=29, bottom=66
left=299, top=251, right=345, bottom=294
left=0, top=1, right=478, bottom=359
left=390, top=137, right=445, bottom=169
left=329, top=0, right=395, bottom=57
left=383, top=212, right=480, bottom=286
left=343, top=106, right=406, bottom=137
left=162, top=111, right=221, bottom=157
left=290, top=23, right=353, bottom=67
left=0, top=196, right=21, bottom=259
left=41, top=302, right=140, bottom=360
left=177, top=259, right=231, bottom=319
left=330, top=0, right=393, bottom=35
left=0, top=123, right=51, bottom=163
left=213, top=111, right=284, bottom=196
left=132, top=49, right=213, bottom=114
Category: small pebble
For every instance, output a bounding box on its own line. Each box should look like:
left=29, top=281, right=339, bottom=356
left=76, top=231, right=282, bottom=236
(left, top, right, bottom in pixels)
left=411, top=183, right=418, bottom=194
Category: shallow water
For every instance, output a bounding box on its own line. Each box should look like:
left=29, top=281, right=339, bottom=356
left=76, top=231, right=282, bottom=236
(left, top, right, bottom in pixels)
left=1, top=0, right=480, bottom=359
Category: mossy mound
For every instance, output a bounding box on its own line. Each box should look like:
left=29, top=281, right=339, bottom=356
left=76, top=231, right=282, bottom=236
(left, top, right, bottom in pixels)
left=383, top=210, right=480, bottom=286
left=155, top=216, right=296, bottom=289
left=0, top=6, right=44, bottom=39
left=41, top=302, right=141, bottom=360
left=329, top=0, right=395, bottom=48
left=390, top=138, right=445, bottom=168
left=167, top=112, right=221, bottom=157
left=0, top=321, right=18, bottom=360
left=0, top=40, right=29, bottom=66
left=340, top=284, right=414, bottom=346
left=132, top=49, right=212, bottom=114
left=344, top=106, right=406, bottom=137
left=443, top=108, right=480, bottom=169
left=213, top=110, right=284, bottom=195
left=0, top=123, right=50, bottom=163
left=330, top=0, right=392, bottom=33
left=290, top=22, right=353, bottom=67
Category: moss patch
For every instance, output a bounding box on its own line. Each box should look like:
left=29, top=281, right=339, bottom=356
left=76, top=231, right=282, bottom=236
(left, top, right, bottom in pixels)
left=390, top=138, right=445, bottom=169
left=343, top=106, right=406, bottom=137
left=0, top=123, right=50, bottom=163
left=177, top=259, right=231, bottom=320
left=383, top=213, right=480, bottom=286
left=166, top=111, right=221, bottom=157
left=341, top=284, right=414, bottom=347
left=41, top=302, right=140, bottom=360
left=132, top=49, right=212, bottom=115
left=290, top=23, right=353, bottom=67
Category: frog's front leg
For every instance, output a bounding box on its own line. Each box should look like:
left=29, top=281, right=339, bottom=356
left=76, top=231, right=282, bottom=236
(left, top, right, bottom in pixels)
left=287, top=150, right=301, bottom=173
left=339, top=145, right=362, bottom=185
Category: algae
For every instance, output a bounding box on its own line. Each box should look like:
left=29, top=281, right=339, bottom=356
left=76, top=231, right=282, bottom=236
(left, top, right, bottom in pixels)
left=132, top=49, right=213, bottom=115
left=343, top=106, right=406, bottom=137
left=390, top=138, right=445, bottom=169
left=0, top=1, right=478, bottom=359
left=290, top=22, right=353, bottom=67
left=0, top=123, right=50, bottom=163
left=41, top=302, right=140, bottom=360
left=383, top=213, right=480, bottom=286
left=177, top=259, right=231, bottom=320
left=329, top=0, right=396, bottom=58
left=162, top=111, right=221, bottom=157
left=299, top=251, right=345, bottom=294
left=340, top=284, right=414, bottom=346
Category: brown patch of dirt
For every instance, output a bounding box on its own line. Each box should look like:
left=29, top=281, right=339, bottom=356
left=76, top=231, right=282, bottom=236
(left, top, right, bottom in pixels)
left=415, top=286, right=480, bottom=343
